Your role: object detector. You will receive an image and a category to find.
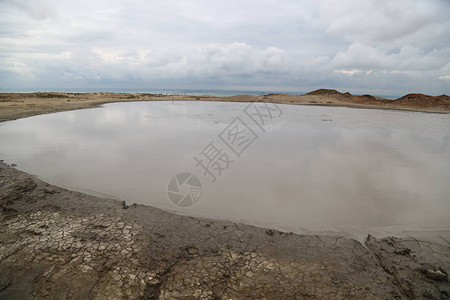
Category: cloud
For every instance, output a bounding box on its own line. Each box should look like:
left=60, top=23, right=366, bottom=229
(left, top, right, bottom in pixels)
left=0, top=42, right=292, bottom=85
left=0, top=0, right=449, bottom=95
left=7, top=0, right=57, bottom=20
left=320, top=0, right=450, bottom=48
left=332, top=42, right=450, bottom=72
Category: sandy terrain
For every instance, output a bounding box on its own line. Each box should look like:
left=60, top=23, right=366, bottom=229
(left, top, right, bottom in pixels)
left=0, top=90, right=449, bottom=123
left=0, top=90, right=449, bottom=299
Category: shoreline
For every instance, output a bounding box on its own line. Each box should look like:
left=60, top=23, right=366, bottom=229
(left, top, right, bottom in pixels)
left=1, top=161, right=449, bottom=299
left=1, top=92, right=449, bottom=299
left=0, top=91, right=449, bottom=123
left=3, top=160, right=449, bottom=245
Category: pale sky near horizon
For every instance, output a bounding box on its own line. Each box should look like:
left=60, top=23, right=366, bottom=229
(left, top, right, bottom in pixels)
left=1, top=0, right=449, bottom=95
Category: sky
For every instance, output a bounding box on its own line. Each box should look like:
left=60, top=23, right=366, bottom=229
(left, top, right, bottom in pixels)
left=0, top=0, right=449, bottom=96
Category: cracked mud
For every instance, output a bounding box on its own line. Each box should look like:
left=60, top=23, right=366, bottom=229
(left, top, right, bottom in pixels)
left=0, top=161, right=449, bottom=299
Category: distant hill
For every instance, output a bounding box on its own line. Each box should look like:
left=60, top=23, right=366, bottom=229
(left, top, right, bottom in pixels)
left=306, top=89, right=384, bottom=102
left=303, top=89, right=450, bottom=110
left=395, top=93, right=450, bottom=105
left=307, top=89, right=350, bottom=97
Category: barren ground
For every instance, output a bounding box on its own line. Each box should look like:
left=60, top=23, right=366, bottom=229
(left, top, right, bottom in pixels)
left=0, top=91, right=449, bottom=123
left=0, top=92, right=449, bottom=299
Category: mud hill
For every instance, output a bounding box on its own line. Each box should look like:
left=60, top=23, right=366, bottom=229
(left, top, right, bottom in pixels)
left=305, top=89, right=450, bottom=111
left=307, top=89, right=389, bottom=103
left=396, top=93, right=450, bottom=105
left=307, top=89, right=349, bottom=97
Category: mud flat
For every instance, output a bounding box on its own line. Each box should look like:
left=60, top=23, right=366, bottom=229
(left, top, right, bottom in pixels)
left=0, top=162, right=449, bottom=299
left=0, top=91, right=449, bottom=299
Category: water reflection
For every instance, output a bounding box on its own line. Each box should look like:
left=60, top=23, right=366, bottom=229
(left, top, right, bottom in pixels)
left=0, top=101, right=449, bottom=238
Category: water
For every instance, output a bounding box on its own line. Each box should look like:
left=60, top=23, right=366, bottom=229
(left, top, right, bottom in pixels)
left=0, top=101, right=449, bottom=239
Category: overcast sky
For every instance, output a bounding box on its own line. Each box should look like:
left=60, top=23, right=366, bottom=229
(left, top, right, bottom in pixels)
left=1, top=0, right=449, bottom=95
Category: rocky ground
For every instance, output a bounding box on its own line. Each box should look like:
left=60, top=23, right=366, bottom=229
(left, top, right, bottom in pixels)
left=0, top=161, right=449, bottom=299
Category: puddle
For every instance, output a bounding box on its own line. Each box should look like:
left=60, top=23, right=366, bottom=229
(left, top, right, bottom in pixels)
left=0, top=101, right=449, bottom=239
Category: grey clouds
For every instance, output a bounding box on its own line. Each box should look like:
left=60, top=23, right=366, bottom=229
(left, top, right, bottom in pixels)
left=0, top=0, right=449, bottom=95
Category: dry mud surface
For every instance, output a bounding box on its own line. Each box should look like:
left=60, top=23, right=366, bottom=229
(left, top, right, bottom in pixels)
left=0, top=92, right=449, bottom=299
left=0, top=162, right=449, bottom=299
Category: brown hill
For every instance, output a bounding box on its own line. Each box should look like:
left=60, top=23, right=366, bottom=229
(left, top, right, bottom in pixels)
left=306, top=89, right=390, bottom=104
left=395, top=93, right=450, bottom=105
left=307, top=89, right=350, bottom=97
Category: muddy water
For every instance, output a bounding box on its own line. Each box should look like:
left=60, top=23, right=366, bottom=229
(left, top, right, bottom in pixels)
left=0, top=101, right=449, bottom=239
